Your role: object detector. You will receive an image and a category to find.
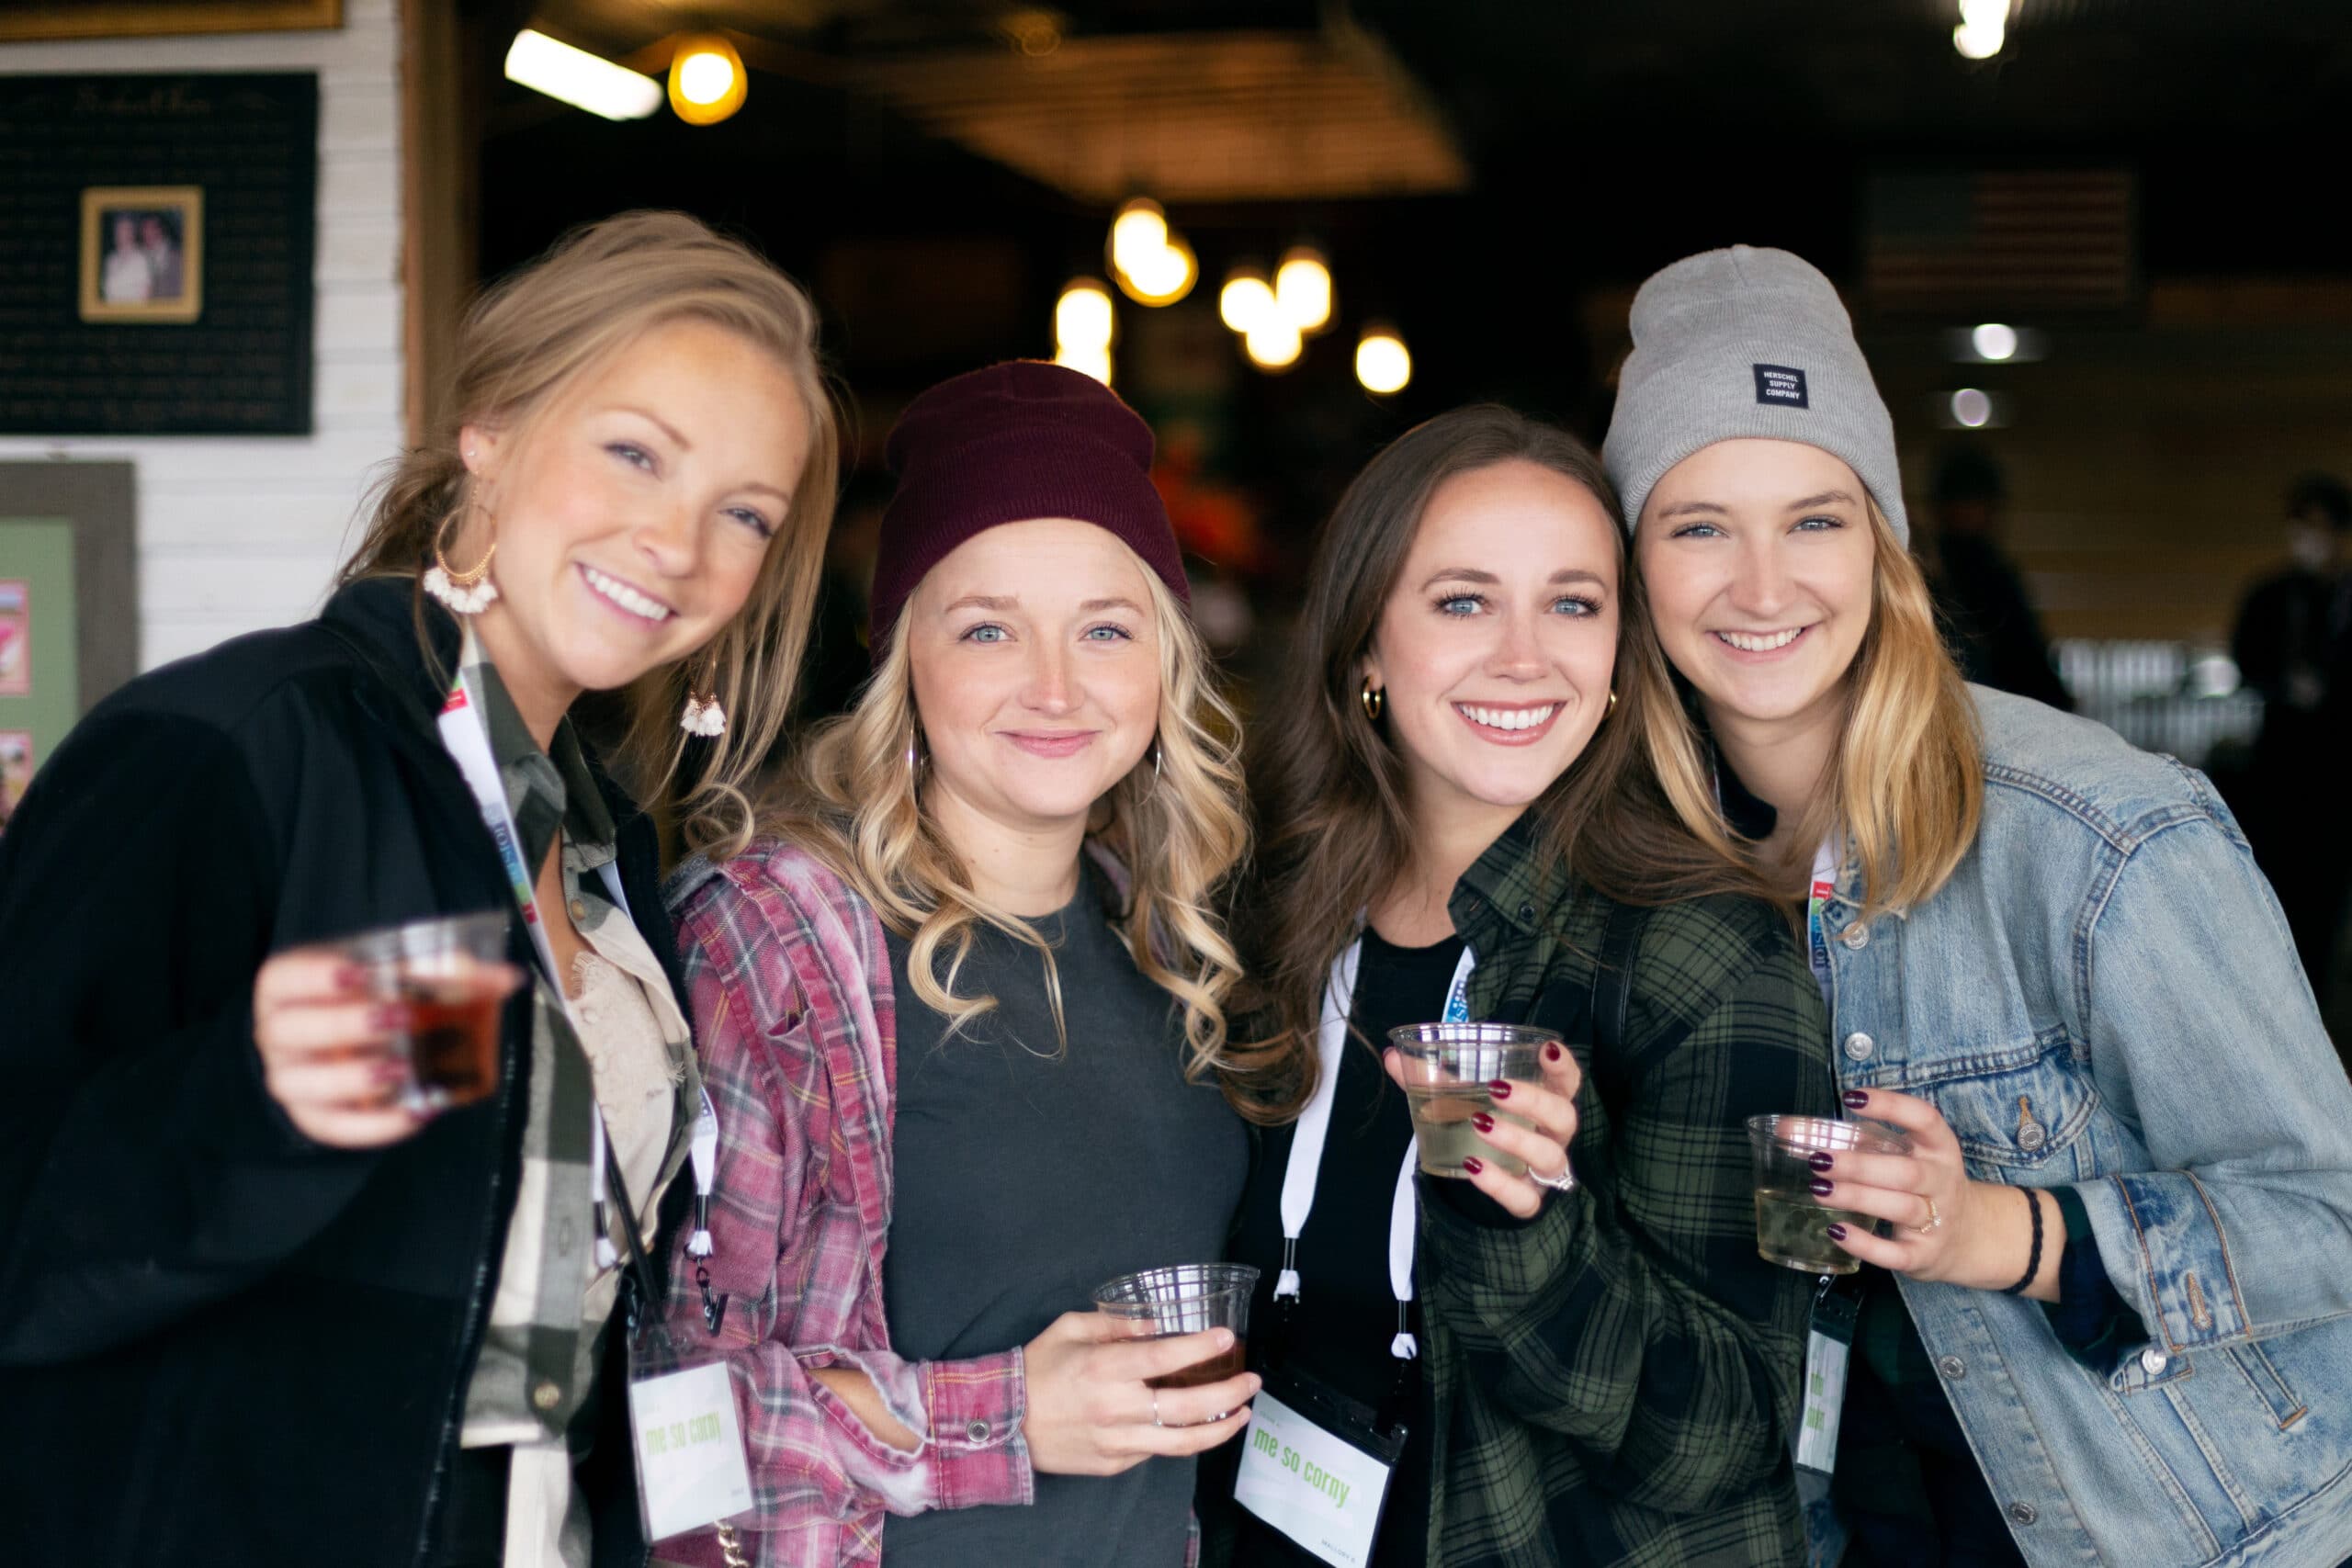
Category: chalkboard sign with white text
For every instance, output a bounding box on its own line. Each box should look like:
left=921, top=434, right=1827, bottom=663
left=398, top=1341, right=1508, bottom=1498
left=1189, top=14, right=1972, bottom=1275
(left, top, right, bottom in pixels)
left=0, top=73, right=317, bottom=435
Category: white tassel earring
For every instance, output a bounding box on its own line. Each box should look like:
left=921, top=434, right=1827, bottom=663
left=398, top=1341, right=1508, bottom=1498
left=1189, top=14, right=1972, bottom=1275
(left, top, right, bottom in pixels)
left=680, top=650, right=727, bottom=738
left=422, top=468, right=499, bottom=615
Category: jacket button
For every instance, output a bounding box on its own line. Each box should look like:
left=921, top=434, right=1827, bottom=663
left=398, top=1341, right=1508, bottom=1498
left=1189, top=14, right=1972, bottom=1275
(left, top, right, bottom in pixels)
left=1843, top=1032, right=1875, bottom=1062
left=2018, top=1121, right=2048, bottom=1152
left=568, top=897, right=588, bottom=921
left=532, top=1381, right=563, bottom=1410
left=1936, top=1355, right=1967, bottom=1381
left=2141, top=1347, right=2169, bottom=1375
left=966, top=1418, right=990, bottom=1443
left=2007, top=1502, right=2038, bottom=1527
left=1518, top=902, right=1535, bottom=922
left=1841, top=923, right=1870, bottom=951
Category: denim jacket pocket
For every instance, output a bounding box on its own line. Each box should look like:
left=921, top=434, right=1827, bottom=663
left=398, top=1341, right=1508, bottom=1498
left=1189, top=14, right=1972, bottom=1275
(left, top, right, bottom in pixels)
left=1899, top=1026, right=2096, bottom=1174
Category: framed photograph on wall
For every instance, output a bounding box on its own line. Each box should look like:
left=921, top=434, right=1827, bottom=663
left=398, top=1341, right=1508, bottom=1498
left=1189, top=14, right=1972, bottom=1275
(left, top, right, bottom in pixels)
left=79, top=185, right=204, bottom=323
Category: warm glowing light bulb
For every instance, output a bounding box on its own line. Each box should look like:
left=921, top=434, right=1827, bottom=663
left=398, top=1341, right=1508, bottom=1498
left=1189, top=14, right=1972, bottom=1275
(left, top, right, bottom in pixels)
left=1953, top=0, right=2006, bottom=58
left=1245, top=318, right=1303, bottom=371
left=1054, top=343, right=1112, bottom=386
left=1110, top=199, right=1169, bottom=279
left=1355, top=327, right=1410, bottom=395
left=1055, top=279, right=1114, bottom=352
left=666, top=34, right=747, bottom=124
left=1219, top=269, right=1273, bottom=334
left=678, top=51, right=734, bottom=105
left=1971, top=322, right=2018, bottom=361
left=1274, top=247, right=1332, bottom=333
left=1119, top=235, right=1195, bottom=307
left=1951, top=389, right=1993, bottom=427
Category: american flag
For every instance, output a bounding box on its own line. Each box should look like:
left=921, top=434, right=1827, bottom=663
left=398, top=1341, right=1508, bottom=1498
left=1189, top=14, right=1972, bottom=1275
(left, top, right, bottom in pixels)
left=1863, top=169, right=2135, bottom=314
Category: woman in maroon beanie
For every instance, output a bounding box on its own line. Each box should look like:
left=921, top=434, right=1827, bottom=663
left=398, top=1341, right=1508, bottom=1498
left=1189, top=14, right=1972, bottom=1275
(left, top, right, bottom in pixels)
left=651, top=361, right=1258, bottom=1567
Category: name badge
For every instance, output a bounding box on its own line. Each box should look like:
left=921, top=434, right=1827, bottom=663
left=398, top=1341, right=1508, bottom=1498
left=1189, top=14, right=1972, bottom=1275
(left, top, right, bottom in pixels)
left=628, top=1358, right=755, bottom=1542
left=1234, top=1367, right=1405, bottom=1568
left=1795, top=1283, right=1859, bottom=1477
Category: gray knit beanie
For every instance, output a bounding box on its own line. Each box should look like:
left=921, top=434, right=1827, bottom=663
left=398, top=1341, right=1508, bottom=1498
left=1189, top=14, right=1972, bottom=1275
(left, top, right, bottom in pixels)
left=1602, top=245, right=1907, bottom=544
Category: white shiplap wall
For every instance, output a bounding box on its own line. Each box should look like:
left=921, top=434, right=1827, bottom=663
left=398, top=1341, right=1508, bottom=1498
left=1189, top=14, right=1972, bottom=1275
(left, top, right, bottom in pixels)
left=0, top=0, right=405, bottom=670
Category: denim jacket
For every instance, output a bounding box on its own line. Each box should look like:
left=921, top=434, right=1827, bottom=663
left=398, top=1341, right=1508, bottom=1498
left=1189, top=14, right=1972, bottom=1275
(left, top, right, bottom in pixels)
left=1815, top=686, right=2352, bottom=1568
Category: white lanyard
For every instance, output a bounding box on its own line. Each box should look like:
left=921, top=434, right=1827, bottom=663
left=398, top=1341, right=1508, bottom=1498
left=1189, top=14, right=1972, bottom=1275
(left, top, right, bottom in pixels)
left=432, top=634, right=720, bottom=1270
left=1272, top=937, right=1476, bottom=1361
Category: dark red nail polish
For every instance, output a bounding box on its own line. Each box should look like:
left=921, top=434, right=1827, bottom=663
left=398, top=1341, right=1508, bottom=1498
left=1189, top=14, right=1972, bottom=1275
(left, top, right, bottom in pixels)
left=1826, top=1223, right=1849, bottom=1240
left=1472, top=1111, right=1495, bottom=1134
left=1543, top=1043, right=1564, bottom=1064
left=1808, top=1151, right=1834, bottom=1173
left=1488, top=1080, right=1512, bottom=1100
left=1463, top=1156, right=1484, bottom=1175
left=1809, top=1178, right=1834, bottom=1198
left=1842, top=1089, right=1870, bottom=1110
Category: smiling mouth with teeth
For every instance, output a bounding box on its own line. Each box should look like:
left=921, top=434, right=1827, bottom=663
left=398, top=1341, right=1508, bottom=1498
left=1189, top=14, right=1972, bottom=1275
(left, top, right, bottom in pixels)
left=1454, top=703, right=1558, bottom=732
left=1713, top=626, right=1808, bottom=653
left=581, top=564, right=675, bottom=623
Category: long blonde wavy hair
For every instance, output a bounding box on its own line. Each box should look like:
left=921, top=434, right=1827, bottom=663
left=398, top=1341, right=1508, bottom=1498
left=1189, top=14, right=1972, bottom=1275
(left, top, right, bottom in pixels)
left=769, top=565, right=1250, bottom=1077
left=1625, top=495, right=1984, bottom=914
left=341, top=210, right=841, bottom=856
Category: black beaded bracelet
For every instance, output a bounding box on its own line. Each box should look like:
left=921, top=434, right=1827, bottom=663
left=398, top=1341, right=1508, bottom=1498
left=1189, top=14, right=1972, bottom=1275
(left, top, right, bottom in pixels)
left=2003, top=1187, right=2045, bottom=1296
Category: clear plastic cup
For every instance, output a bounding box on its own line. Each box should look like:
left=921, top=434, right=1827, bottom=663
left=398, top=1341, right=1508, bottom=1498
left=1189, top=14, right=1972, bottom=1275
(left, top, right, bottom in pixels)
left=1092, top=1263, right=1258, bottom=1392
left=339, top=910, right=511, bottom=1114
left=1745, top=1114, right=1912, bottom=1274
left=1387, top=1021, right=1563, bottom=1182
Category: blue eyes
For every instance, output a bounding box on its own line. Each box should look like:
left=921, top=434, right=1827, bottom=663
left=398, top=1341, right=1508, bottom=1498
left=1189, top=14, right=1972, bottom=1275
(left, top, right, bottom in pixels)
left=957, top=623, right=1136, bottom=645
left=606, top=441, right=775, bottom=537
left=1668, top=515, right=1844, bottom=540
left=1434, top=592, right=1599, bottom=617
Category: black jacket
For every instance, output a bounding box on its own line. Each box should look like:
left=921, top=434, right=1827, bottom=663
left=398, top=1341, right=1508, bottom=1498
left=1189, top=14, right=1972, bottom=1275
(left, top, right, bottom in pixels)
left=0, top=579, right=687, bottom=1568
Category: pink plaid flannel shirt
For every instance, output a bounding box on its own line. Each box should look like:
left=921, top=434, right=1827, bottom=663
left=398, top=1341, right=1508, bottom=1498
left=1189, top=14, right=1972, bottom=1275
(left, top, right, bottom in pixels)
left=652, top=840, right=1034, bottom=1568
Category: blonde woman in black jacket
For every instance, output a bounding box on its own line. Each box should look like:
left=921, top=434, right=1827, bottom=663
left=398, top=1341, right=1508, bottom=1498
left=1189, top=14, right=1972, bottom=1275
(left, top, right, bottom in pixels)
left=0, top=213, right=835, bottom=1568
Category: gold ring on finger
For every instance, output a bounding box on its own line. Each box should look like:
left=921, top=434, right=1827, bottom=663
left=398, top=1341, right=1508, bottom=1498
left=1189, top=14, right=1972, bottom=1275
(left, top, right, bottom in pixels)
left=1914, top=1196, right=1944, bottom=1235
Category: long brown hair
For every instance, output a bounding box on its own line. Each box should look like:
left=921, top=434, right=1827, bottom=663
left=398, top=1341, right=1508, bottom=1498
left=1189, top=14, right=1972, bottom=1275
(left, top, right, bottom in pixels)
left=1225, top=405, right=1759, bottom=1123
left=1626, top=495, right=1983, bottom=912
left=341, top=210, right=841, bottom=856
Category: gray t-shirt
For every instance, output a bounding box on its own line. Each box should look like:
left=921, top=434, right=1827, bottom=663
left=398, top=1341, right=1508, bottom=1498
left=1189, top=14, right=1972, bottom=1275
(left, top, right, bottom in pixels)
left=880, top=868, right=1248, bottom=1567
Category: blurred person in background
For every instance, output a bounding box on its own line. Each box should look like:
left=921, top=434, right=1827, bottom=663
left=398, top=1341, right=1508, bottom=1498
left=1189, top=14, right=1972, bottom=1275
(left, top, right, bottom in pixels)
left=0, top=212, right=838, bottom=1568
left=1922, top=446, right=2071, bottom=712
left=2231, top=471, right=2352, bottom=1006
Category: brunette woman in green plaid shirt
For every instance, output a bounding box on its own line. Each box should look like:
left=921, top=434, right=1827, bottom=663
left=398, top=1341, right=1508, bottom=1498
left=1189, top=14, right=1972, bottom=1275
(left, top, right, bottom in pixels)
left=1203, top=407, right=1834, bottom=1568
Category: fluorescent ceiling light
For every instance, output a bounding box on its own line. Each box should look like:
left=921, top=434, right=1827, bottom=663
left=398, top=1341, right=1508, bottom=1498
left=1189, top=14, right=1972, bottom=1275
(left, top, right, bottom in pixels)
left=505, top=29, right=662, bottom=121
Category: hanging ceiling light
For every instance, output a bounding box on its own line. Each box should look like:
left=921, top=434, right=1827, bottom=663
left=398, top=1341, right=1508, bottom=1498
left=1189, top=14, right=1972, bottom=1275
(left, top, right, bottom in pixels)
left=1110, top=199, right=1170, bottom=280
left=1245, top=318, right=1304, bottom=371
left=504, top=29, right=662, bottom=120
left=1953, top=0, right=2007, bottom=59
left=1219, top=267, right=1274, bottom=335
left=1355, top=324, right=1411, bottom=395
left=1274, top=247, right=1333, bottom=333
left=1118, top=232, right=1195, bottom=307
left=1054, top=279, right=1114, bottom=385
left=668, top=33, right=747, bottom=125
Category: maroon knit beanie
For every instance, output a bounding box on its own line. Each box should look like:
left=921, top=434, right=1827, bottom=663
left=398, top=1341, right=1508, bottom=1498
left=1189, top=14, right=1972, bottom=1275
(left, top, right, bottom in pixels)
left=868, top=360, right=1189, bottom=661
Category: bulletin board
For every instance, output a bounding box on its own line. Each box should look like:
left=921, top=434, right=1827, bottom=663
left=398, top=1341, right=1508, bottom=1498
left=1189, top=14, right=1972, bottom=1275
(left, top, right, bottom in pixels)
left=0, top=73, right=317, bottom=435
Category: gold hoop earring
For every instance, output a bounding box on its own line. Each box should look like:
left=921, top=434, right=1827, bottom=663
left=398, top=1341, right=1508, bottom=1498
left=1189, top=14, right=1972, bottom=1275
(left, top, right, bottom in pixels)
left=422, top=491, right=499, bottom=615
left=906, top=729, right=924, bottom=794
left=680, top=648, right=728, bottom=738
left=1608, top=690, right=1618, bottom=714
left=1360, top=681, right=1385, bottom=722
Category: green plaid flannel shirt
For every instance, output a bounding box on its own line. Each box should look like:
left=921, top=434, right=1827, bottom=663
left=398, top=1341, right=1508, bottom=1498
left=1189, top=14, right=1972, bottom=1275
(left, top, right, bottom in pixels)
left=1416, top=821, right=1834, bottom=1568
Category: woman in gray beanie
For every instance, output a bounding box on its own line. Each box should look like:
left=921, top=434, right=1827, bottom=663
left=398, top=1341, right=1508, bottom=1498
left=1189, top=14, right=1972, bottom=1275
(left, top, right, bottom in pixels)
left=1603, top=245, right=2352, bottom=1568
